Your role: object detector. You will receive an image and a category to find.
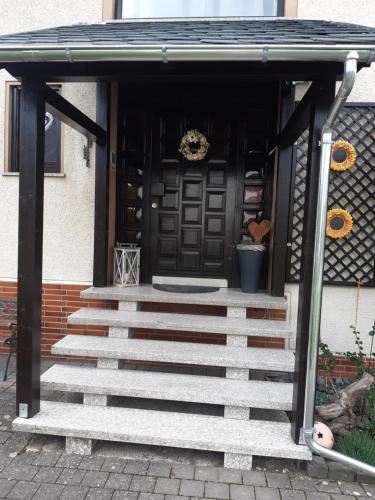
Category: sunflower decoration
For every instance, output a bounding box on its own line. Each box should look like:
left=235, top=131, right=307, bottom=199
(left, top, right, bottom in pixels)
left=330, top=140, right=357, bottom=172
left=326, top=208, right=353, bottom=239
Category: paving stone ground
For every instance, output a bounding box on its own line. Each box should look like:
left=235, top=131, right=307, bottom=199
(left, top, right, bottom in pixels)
left=0, top=355, right=373, bottom=499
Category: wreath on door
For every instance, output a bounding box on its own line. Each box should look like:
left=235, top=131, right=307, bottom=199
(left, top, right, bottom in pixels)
left=179, top=129, right=210, bottom=161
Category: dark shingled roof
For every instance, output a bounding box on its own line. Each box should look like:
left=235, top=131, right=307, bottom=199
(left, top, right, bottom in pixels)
left=0, top=19, right=375, bottom=47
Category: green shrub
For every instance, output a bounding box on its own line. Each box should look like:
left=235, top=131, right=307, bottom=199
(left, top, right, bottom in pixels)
left=359, top=384, right=375, bottom=437
left=336, top=431, right=375, bottom=466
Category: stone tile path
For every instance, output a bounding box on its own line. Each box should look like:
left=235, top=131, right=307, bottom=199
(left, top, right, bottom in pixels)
left=0, top=355, right=374, bottom=499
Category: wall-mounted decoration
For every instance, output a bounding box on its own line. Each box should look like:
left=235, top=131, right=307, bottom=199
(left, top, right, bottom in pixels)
left=113, top=243, right=141, bottom=286
left=326, top=208, right=353, bottom=239
left=179, top=129, right=210, bottom=161
left=287, top=104, right=375, bottom=287
left=330, top=140, right=357, bottom=172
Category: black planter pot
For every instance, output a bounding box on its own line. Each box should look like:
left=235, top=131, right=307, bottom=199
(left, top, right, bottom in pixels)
left=238, top=248, right=265, bottom=293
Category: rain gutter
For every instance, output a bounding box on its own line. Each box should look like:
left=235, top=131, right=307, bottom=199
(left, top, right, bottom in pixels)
left=303, top=50, right=375, bottom=476
left=0, top=44, right=374, bottom=63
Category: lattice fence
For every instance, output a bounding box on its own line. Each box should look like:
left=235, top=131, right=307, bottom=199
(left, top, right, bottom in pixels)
left=287, top=104, right=375, bottom=286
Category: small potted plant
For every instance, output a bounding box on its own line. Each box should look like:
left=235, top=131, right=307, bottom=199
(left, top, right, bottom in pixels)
left=237, top=220, right=271, bottom=293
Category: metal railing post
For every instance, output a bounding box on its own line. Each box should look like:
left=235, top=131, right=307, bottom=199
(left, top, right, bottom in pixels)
left=302, top=51, right=375, bottom=476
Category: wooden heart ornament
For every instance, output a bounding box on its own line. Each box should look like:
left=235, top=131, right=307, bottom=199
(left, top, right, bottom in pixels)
left=248, top=220, right=271, bottom=244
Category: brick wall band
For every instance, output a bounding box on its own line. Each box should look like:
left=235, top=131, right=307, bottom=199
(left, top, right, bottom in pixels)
left=0, top=280, right=366, bottom=378
left=0, top=281, right=287, bottom=359
left=319, top=356, right=375, bottom=380
left=0, top=281, right=116, bottom=361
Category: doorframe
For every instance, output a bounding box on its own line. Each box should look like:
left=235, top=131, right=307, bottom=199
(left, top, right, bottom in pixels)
left=116, top=82, right=280, bottom=288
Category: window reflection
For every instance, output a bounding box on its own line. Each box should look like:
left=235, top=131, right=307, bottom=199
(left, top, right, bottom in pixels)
left=122, top=0, right=278, bottom=18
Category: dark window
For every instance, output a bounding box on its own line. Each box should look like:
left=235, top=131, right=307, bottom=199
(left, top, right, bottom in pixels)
left=9, top=85, right=61, bottom=174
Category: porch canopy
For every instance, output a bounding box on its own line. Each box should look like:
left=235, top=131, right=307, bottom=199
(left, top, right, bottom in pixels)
left=1, top=18, right=375, bottom=79
left=0, top=18, right=374, bottom=446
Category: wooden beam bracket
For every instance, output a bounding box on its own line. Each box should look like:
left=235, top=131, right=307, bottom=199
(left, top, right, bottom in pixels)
left=44, top=85, right=106, bottom=145
left=278, top=82, right=315, bottom=148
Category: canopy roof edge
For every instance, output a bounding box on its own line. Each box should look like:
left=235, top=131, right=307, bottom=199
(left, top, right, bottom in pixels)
left=0, top=18, right=375, bottom=65
left=0, top=45, right=374, bottom=64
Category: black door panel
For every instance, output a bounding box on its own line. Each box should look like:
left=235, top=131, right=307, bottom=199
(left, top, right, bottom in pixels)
left=150, top=112, right=235, bottom=281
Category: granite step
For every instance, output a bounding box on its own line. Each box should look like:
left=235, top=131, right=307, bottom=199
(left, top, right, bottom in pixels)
left=68, top=308, right=292, bottom=338
left=52, top=336, right=295, bottom=371
left=41, top=364, right=293, bottom=410
left=81, top=285, right=287, bottom=310
left=13, top=400, right=311, bottom=460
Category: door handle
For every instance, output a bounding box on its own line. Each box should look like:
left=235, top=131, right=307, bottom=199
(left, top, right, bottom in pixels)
left=152, top=202, right=158, bottom=209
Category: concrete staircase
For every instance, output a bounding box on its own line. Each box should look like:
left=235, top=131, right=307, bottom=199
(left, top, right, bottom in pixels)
left=13, top=285, right=311, bottom=469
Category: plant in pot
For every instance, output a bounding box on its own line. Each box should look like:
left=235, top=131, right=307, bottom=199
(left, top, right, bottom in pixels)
left=237, top=220, right=271, bottom=293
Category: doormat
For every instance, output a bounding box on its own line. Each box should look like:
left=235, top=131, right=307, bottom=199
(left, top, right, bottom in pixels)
left=153, top=284, right=219, bottom=293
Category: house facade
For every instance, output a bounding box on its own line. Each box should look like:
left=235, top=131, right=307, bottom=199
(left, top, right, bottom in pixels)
left=0, top=0, right=374, bottom=469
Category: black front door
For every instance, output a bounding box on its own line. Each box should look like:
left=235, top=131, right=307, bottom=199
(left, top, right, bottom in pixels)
left=150, top=111, right=237, bottom=281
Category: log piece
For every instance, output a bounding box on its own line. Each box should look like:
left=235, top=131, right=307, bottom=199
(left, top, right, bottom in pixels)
left=340, top=372, right=374, bottom=408
left=316, top=372, right=375, bottom=423
left=328, top=415, right=360, bottom=436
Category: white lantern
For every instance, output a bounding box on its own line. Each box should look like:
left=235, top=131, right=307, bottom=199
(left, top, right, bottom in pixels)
left=113, top=244, right=141, bottom=287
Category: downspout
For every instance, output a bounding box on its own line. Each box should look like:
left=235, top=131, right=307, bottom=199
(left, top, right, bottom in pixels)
left=303, top=50, right=375, bottom=476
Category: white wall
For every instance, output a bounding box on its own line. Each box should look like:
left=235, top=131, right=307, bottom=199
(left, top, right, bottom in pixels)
left=289, top=0, right=375, bottom=353
left=286, top=284, right=375, bottom=354
left=0, top=0, right=102, bottom=284
left=298, top=0, right=375, bottom=102
left=0, top=0, right=102, bottom=34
